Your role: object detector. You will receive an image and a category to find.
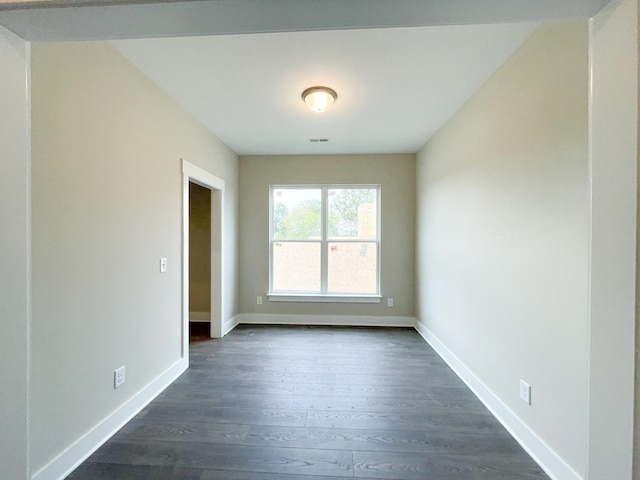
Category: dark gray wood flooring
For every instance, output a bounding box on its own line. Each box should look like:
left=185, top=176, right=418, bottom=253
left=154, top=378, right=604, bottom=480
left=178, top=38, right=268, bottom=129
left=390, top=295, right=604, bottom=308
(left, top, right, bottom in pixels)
left=66, top=325, right=549, bottom=479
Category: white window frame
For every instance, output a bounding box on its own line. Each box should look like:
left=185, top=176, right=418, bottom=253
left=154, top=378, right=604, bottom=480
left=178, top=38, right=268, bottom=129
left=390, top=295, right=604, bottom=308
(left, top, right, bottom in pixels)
left=268, top=184, right=381, bottom=303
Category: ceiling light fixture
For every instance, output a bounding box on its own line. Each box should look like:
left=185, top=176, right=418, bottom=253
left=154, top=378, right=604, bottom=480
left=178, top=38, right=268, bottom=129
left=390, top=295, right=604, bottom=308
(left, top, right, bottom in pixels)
left=302, top=86, right=337, bottom=113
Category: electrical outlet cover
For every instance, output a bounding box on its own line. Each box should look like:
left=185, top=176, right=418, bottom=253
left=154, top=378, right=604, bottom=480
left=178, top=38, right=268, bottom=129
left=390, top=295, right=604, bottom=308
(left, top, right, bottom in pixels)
left=114, top=366, right=126, bottom=389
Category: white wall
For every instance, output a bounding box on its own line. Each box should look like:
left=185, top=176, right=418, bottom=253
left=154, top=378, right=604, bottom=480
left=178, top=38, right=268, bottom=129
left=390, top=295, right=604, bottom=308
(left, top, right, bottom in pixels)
left=0, top=26, right=30, bottom=480
left=588, top=0, right=638, bottom=478
left=30, top=41, right=238, bottom=476
left=238, top=154, right=415, bottom=321
left=416, top=21, right=590, bottom=478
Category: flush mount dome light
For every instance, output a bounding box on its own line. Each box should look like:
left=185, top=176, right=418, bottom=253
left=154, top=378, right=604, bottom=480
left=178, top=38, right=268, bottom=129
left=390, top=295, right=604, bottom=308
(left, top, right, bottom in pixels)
left=302, top=86, right=337, bottom=113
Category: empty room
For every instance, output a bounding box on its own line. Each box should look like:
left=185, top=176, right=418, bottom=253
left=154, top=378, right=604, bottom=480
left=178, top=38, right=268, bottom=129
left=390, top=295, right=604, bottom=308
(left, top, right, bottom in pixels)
left=0, top=0, right=637, bottom=479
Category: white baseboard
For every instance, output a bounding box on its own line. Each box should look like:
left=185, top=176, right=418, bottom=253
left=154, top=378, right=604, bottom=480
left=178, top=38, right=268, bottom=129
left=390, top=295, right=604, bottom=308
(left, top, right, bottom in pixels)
left=236, top=313, right=416, bottom=328
left=414, top=318, right=582, bottom=480
left=223, top=315, right=240, bottom=336
left=189, top=311, right=210, bottom=322
left=32, top=358, right=188, bottom=480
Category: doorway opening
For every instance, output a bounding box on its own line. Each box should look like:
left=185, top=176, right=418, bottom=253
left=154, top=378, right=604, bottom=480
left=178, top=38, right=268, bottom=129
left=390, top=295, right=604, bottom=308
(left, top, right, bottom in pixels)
left=182, top=160, right=225, bottom=362
left=188, top=182, right=212, bottom=342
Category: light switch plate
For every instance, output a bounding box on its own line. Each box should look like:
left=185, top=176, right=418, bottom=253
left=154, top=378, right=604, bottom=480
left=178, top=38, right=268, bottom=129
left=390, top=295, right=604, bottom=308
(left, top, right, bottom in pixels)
left=160, top=257, right=168, bottom=273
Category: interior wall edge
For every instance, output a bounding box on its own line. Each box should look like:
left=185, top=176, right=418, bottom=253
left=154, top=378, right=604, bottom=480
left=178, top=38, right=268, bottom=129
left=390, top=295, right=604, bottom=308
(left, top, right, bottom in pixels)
left=587, top=0, right=638, bottom=476
left=0, top=24, right=31, bottom=480
left=634, top=1, right=640, bottom=477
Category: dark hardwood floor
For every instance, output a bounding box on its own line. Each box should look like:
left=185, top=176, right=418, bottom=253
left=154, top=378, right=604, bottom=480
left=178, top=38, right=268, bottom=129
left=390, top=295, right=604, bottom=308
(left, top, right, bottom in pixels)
left=67, top=325, right=549, bottom=479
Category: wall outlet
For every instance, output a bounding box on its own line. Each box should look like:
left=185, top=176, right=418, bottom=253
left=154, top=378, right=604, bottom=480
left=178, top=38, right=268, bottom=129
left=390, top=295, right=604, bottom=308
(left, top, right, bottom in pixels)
left=520, top=379, right=531, bottom=405
left=257, top=296, right=263, bottom=305
left=159, top=257, right=168, bottom=273
left=114, top=366, right=126, bottom=389
left=387, top=298, right=394, bottom=307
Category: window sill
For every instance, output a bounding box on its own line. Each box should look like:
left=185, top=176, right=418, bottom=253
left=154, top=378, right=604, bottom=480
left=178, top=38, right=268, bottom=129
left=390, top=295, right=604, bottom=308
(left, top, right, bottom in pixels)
left=267, top=294, right=382, bottom=304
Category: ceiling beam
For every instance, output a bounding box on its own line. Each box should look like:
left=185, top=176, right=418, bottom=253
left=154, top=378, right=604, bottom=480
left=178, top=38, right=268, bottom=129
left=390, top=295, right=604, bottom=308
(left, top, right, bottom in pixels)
left=0, top=0, right=614, bottom=42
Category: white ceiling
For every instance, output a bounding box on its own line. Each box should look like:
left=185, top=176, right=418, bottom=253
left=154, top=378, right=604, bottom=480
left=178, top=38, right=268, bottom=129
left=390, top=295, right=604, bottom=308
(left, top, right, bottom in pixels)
left=113, top=24, right=539, bottom=155
left=0, top=0, right=611, bottom=156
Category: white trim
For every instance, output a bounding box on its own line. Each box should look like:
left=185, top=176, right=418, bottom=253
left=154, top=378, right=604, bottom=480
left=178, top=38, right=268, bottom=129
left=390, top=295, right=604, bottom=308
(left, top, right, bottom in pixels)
left=182, top=161, right=224, bottom=191
left=414, top=319, right=582, bottom=480
left=585, top=14, right=594, bottom=476
left=209, top=185, right=224, bottom=339
left=267, top=294, right=381, bottom=304
left=237, top=313, right=415, bottom=328
left=181, top=165, right=190, bottom=354
left=223, top=315, right=240, bottom=336
left=189, top=311, right=211, bottom=322
left=321, top=187, right=328, bottom=292
left=31, top=358, right=187, bottom=480
left=182, top=158, right=225, bottom=345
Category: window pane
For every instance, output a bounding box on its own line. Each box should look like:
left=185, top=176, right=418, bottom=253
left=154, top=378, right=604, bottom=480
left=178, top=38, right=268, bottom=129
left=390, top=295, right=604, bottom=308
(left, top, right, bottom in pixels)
left=273, top=242, right=321, bottom=292
left=328, top=188, right=377, bottom=240
left=273, top=188, right=322, bottom=240
left=327, top=242, right=377, bottom=294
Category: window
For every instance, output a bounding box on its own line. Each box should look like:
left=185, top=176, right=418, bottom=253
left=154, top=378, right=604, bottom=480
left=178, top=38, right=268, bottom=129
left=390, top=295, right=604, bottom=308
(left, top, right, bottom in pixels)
left=269, top=185, right=380, bottom=301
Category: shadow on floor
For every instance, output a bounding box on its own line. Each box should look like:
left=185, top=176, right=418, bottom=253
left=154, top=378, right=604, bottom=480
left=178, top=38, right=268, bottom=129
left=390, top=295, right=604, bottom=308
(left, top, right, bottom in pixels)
left=189, top=321, right=212, bottom=343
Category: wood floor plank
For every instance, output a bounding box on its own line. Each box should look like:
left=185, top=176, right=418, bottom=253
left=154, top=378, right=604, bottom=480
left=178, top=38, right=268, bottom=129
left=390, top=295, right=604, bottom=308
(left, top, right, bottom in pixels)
left=65, top=325, right=549, bottom=480
left=219, top=392, right=371, bottom=411
left=335, top=372, right=465, bottom=387
left=163, top=381, right=297, bottom=398
left=116, top=420, right=251, bottom=444
left=293, top=383, right=439, bottom=398
left=141, top=404, right=308, bottom=427
left=305, top=410, right=506, bottom=433
left=366, top=396, right=454, bottom=413
left=352, top=450, right=548, bottom=479
left=197, top=472, right=361, bottom=480
left=87, top=440, right=354, bottom=477
left=66, top=464, right=203, bottom=480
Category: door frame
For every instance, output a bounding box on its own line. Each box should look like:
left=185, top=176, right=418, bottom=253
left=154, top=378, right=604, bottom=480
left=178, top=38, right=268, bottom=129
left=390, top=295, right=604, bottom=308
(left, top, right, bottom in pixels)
left=182, top=159, right=225, bottom=358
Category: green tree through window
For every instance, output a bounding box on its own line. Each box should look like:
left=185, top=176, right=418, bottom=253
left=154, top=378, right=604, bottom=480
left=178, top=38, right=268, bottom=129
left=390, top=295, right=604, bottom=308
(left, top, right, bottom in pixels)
left=271, top=185, right=379, bottom=295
